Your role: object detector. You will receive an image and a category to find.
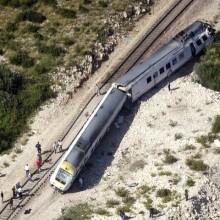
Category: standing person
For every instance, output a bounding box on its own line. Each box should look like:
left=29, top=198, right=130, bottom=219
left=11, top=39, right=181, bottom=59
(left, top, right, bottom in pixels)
left=57, top=139, right=62, bottom=152
left=37, top=153, right=42, bottom=161
left=9, top=198, right=13, bottom=209
left=36, top=158, right=42, bottom=172
left=53, top=141, right=58, bottom=154
left=35, top=141, right=42, bottom=154
left=168, top=82, right=171, bottom=91
left=24, top=164, right=30, bottom=177
left=95, top=83, right=100, bottom=96
left=28, top=172, right=33, bottom=182
left=185, top=189, right=189, bottom=201
left=1, top=191, right=3, bottom=203
left=149, top=207, right=154, bottom=218
left=12, top=186, right=16, bottom=198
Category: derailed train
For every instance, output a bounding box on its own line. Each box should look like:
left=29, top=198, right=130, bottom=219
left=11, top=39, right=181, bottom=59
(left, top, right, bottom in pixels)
left=50, top=21, right=215, bottom=192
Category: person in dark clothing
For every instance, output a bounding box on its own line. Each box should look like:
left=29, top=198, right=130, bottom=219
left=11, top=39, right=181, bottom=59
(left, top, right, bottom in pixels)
left=119, top=210, right=128, bottom=220
left=35, top=142, right=42, bottom=154
left=9, top=198, right=13, bottom=209
left=1, top=191, right=3, bottom=203
left=185, top=189, right=189, bottom=201
left=168, top=82, right=171, bottom=91
left=12, top=186, right=16, bottom=198
left=149, top=207, right=154, bottom=218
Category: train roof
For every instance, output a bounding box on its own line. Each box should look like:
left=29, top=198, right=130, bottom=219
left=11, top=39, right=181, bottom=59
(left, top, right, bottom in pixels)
left=65, top=87, right=126, bottom=167
left=116, top=21, right=204, bottom=87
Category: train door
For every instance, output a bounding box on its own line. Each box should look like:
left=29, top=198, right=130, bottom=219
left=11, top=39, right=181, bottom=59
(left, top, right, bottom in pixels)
left=190, top=42, right=196, bottom=56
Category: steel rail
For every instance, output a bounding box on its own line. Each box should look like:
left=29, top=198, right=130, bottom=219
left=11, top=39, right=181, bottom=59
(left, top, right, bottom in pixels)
left=0, top=0, right=195, bottom=219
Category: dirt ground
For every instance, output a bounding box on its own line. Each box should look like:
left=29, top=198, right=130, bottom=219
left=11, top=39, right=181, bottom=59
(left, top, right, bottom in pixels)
left=1, top=0, right=220, bottom=219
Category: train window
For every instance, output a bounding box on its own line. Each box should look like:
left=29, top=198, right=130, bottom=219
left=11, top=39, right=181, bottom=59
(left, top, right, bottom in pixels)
left=202, top=35, right=208, bottom=41
left=179, top=52, right=184, bottom=60
left=147, top=76, right=152, bottom=83
left=166, top=63, right=171, bottom=70
left=159, top=67, right=165, bottom=74
left=153, top=72, right=158, bottom=78
left=172, top=58, right=177, bottom=65
left=196, top=39, right=202, bottom=46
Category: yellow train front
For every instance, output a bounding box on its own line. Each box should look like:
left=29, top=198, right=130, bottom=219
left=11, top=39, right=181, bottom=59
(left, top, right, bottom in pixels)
left=50, top=160, right=76, bottom=192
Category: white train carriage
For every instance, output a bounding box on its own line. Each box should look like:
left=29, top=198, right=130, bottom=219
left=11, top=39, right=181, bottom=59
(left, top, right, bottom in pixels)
left=114, top=21, right=215, bottom=102
left=50, top=86, right=127, bottom=192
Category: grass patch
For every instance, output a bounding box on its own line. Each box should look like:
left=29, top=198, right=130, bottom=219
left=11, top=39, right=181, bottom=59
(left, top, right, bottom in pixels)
left=156, top=188, right=172, bottom=203
left=115, top=187, right=129, bottom=198
left=212, top=115, right=220, bottom=134
left=95, top=208, right=110, bottom=216
left=175, top=133, right=183, bottom=140
left=3, top=161, right=9, bottom=167
left=159, top=171, right=172, bottom=176
left=163, top=153, right=178, bottom=164
left=57, top=203, right=93, bottom=220
left=186, top=159, right=208, bottom=171
left=214, top=148, right=220, bottom=154
left=137, top=185, right=154, bottom=195
left=143, top=196, right=153, bottom=209
left=186, top=177, right=195, bottom=187
left=184, top=144, right=196, bottom=151
left=170, top=174, right=181, bottom=185
left=129, top=159, right=145, bottom=171
left=106, top=199, right=120, bottom=208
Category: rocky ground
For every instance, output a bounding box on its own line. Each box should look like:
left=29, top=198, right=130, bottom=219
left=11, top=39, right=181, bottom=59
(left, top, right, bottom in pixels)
left=1, top=0, right=220, bottom=220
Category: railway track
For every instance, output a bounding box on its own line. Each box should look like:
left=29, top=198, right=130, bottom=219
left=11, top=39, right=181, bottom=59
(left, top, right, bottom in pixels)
left=0, top=0, right=195, bottom=219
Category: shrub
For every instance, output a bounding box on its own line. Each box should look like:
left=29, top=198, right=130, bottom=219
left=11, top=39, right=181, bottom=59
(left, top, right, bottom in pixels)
left=212, top=115, right=220, bottom=134
left=57, top=203, right=93, bottom=220
left=98, top=0, right=109, bottom=7
left=16, top=10, right=46, bottom=23
left=159, top=171, right=172, bottom=176
left=9, top=50, right=35, bottom=68
left=26, top=24, right=40, bottom=33
left=38, top=44, right=65, bottom=57
left=57, top=8, right=76, bottom=19
left=163, top=154, right=178, bottom=164
left=214, top=148, right=220, bottom=154
left=106, top=199, right=120, bottom=208
left=175, top=133, right=183, bottom=140
left=129, top=159, right=145, bottom=171
left=186, top=177, right=195, bottom=187
left=143, top=196, right=153, bottom=209
left=95, top=208, right=110, bottom=216
left=169, top=120, right=177, bottom=127
left=78, top=3, right=89, bottom=13
left=196, top=135, right=210, bottom=148
left=138, top=185, right=152, bottom=195
left=156, top=188, right=171, bottom=198
left=170, top=174, right=181, bottom=185
left=6, top=22, right=17, bottom=32
left=3, top=161, right=9, bottom=167
left=184, top=144, right=196, bottom=151
left=186, top=159, right=208, bottom=171
left=115, top=187, right=129, bottom=198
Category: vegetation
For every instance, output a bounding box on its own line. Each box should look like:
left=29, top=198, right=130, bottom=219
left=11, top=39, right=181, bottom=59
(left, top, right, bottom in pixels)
left=163, top=153, right=178, bottom=164
left=106, top=199, right=120, bottom=208
left=212, top=115, right=220, bottom=134
left=186, top=159, right=208, bottom=171
left=0, top=0, right=146, bottom=152
left=57, top=203, right=93, bottom=220
left=194, top=33, right=220, bottom=92
left=115, top=187, right=130, bottom=198
left=129, top=159, right=146, bottom=171
left=186, top=177, right=195, bottom=187
left=184, top=144, right=196, bottom=151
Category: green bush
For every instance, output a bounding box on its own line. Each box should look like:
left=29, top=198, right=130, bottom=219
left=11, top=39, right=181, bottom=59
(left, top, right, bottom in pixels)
left=156, top=188, right=171, bottom=198
left=57, top=203, right=93, bottom=220
left=115, top=187, right=129, bottom=198
left=186, top=177, right=195, bottom=187
left=163, top=153, right=178, bottom=164
left=38, top=44, right=65, bottom=57
left=186, top=159, right=208, bottom=171
left=9, top=50, right=35, bottom=68
left=57, top=8, right=76, bottom=19
left=212, top=115, right=220, bottom=134
left=6, top=22, right=17, bottom=32
left=16, top=10, right=46, bottom=23
left=98, top=0, right=109, bottom=7
left=194, top=34, right=220, bottom=92
left=26, top=24, right=40, bottom=33
left=106, top=199, right=120, bottom=208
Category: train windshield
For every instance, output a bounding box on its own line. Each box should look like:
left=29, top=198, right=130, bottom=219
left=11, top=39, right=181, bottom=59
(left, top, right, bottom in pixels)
left=55, top=168, right=72, bottom=185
